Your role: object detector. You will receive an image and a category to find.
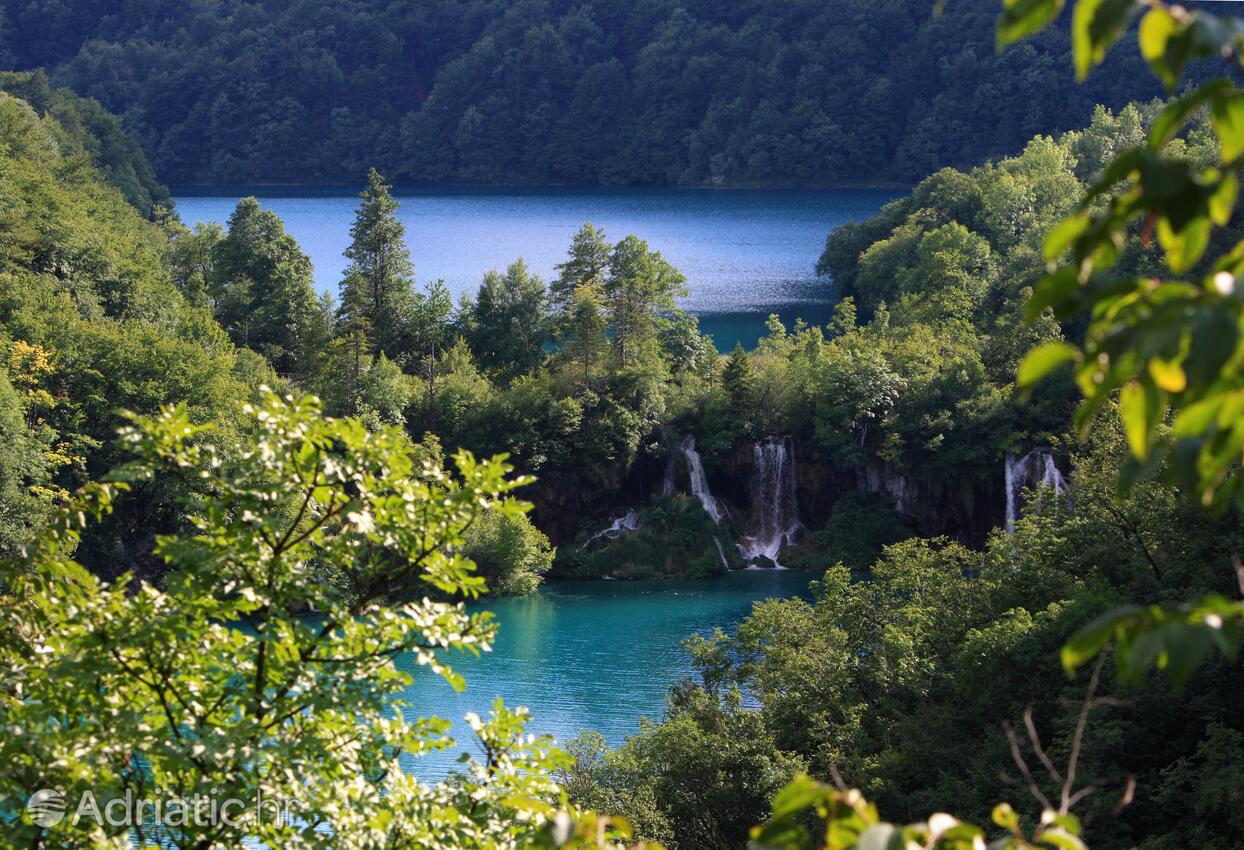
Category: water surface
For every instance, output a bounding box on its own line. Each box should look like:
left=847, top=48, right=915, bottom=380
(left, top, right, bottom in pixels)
left=397, top=569, right=814, bottom=774
left=173, top=187, right=901, bottom=349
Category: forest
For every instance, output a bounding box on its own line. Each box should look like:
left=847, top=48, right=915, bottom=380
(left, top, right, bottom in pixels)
left=0, top=0, right=1182, bottom=186
left=4, top=1, right=1244, bottom=849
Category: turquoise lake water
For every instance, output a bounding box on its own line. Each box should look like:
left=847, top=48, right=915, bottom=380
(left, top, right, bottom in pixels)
left=397, top=569, right=815, bottom=774
left=173, top=186, right=900, bottom=349
left=169, top=186, right=873, bottom=768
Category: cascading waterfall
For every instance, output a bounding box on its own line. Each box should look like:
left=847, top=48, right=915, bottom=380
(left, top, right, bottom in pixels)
left=660, top=452, right=676, bottom=497
left=713, top=537, right=730, bottom=571
left=1004, top=448, right=1068, bottom=532
left=583, top=509, right=641, bottom=547
left=680, top=436, right=726, bottom=524
left=738, top=438, right=803, bottom=568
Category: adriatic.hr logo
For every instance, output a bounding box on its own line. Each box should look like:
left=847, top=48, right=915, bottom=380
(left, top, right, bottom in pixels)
left=26, top=788, right=66, bottom=827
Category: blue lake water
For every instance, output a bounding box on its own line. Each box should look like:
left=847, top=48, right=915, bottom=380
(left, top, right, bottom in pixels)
left=398, top=569, right=815, bottom=775
left=173, top=186, right=901, bottom=349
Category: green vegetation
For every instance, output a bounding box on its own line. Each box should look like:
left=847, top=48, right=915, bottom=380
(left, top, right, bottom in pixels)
left=3, top=0, right=1166, bottom=186
left=5, top=1, right=1244, bottom=847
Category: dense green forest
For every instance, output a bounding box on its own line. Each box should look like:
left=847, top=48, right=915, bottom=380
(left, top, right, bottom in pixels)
left=0, top=0, right=1191, bottom=186
left=6, top=1, right=1244, bottom=848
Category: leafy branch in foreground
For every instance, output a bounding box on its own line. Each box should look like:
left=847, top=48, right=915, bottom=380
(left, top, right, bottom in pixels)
left=1003, top=0, right=1244, bottom=684
left=0, top=391, right=647, bottom=849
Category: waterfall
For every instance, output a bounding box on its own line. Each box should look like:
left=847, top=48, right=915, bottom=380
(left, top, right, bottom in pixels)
left=583, top=509, right=641, bottom=547
left=738, top=438, right=802, bottom=568
left=713, top=537, right=730, bottom=570
left=660, top=451, right=676, bottom=497
left=680, top=436, right=725, bottom=524
left=1004, top=448, right=1068, bottom=532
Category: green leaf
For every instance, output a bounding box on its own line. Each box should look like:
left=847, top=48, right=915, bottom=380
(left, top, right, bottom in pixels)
left=1043, top=213, right=1092, bottom=261
left=1209, top=172, right=1238, bottom=226
left=992, top=803, right=1020, bottom=831
left=1073, top=0, right=1140, bottom=81
left=1148, top=79, right=1232, bottom=149
left=1148, top=357, right=1187, bottom=393
left=1139, top=6, right=1182, bottom=90
left=1062, top=605, right=1144, bottom=672
left=1157, top=214, right=1210, bottom=274
left=1119, top=379, right=1161, bottom=459
left=1024, top=267, right=1081, bottom=322
left=1018, top=342, right=1078, bottom=387
left=998, top=0, right=1065, bottom=49
left=1211, top=92, right=1244, bottom=163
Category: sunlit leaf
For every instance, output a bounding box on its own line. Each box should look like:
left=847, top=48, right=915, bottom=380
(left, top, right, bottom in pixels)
left=1073, top=0, right=1140, bottom=81
left=998, top=0, right=1066, bottom=48
left=1018, top=342, right=1078, bottom=387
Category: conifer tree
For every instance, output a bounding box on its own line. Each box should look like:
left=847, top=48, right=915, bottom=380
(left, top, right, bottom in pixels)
left=722, top=342, right=757, bottom=415
left=552, top=222, right=611, bottom=313
left=338, top=168, right=418, bottom=362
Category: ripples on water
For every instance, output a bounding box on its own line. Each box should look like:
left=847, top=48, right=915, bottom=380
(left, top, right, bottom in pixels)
left=173, top=187, right=901, bottom=349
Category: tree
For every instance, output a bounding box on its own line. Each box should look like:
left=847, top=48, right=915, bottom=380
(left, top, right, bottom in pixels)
left=338, top=168, right=418, bottom=363
left=553, top=222, right=612, bottom=312
left=213, top=197, right=318, bottom=375
left=560, top=282, right=610, bottom=384
left=0, top=392, right=640, bottom=849
left=167, top=221, right=223, bottom=309
left=722, top=343, right=757, bottom=416
left=604, top=236, right=687, bottom=369
left=463, top=260, right=550, bottom=383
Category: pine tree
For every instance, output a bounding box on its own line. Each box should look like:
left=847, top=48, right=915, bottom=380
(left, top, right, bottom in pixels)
left=722, top=342, right=757, bottom=414
left=338, top=169, right=418, bottom=362
left=552, top=222, right=611, bottom=313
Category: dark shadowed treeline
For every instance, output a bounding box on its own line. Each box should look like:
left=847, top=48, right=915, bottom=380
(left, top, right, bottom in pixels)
left=0, top=0, right=1197, bottom=186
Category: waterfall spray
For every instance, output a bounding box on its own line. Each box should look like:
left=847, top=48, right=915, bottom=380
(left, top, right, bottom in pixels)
left=1004, top=448, right=1067, bottom=532
left=583, top=509, right=641, bottom=547
left=680, top=436, right=726, bottom=524
left=738, top=438, right=803, bottom=568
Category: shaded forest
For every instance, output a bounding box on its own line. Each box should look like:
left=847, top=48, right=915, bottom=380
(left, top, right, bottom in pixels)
left=0, top=0, right=1189, bottom=185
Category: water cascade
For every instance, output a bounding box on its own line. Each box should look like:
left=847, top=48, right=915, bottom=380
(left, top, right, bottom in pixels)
left=738, top=438, right=803, bottom=568
left=660, top=452, right=676, bottom=497
left=713, top=537, right=731, bottom=571
left=1004, top=448, right=1067, bottom=532
left=680, top=436, right=726, bottom=524
left=583, top=509, right=641, bottom=547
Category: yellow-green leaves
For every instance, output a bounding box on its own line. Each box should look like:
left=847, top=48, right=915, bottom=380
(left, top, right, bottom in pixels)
left=1119, top=380, right=1162, bottom=459
left=1018, top=341, right=1079, bottom=388
left=1210, top=91, right=1244, bottom=163
left=1140, top=7, right=1242, bottom=93
left=997, top=0, right=1065, bottom=49
left=1072, top=0, right=1140, bottom=80
left=1139, top=6, right=1181, bottom=89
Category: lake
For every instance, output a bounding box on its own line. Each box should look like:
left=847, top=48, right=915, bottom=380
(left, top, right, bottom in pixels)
left=397, top=569, right=815, bottom=775
left=173, top=186, right=901, bottom=349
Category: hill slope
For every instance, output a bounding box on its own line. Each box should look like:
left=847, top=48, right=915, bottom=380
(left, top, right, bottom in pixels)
left=0, top=0, right=1195, bottom=186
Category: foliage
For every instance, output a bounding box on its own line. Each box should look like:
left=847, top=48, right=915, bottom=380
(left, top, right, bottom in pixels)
left=0, top=391, right=637, bottom=849
left=4, top=0, right=1173, bottom=187
left=1008, top=0, right=1244, bottom=689
left=0, top=70, right=169, bottom=217
left=338, top=168, right=421, bottom=364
